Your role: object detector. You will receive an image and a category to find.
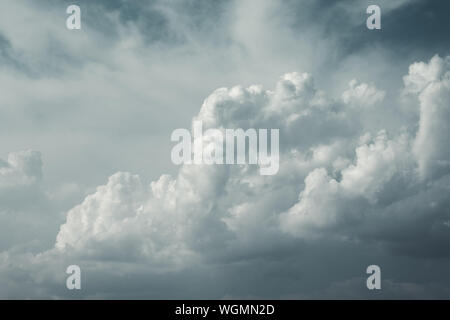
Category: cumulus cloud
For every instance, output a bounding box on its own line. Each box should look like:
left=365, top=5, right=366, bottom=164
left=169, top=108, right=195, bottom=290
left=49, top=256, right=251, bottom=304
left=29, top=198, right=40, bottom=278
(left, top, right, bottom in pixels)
left=1, top=0, right=450, bottom=299
left=342, top=79, right=386, bottom=107
left=404, top=55, right=450, bottom=179
left=279, top=55, right=450, bottom=244
left=54, top=69, right=384, bottom=263
left=38, top=56, right=449, bottom=299
left=280, top=130, right=414, bottom=238
left=55, top=171, right=199, bottom=267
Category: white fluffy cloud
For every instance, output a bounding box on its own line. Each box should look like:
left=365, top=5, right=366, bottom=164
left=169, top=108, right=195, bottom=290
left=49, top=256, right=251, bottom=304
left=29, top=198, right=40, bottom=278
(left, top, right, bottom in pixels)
left=342, top=79, right=386, bottom=107
left=55, top=171, right=200, bottom=267
left=404, top=55, right=450, bottom=179
left=280, top=130, right=413, bottom=237
left=54, top=55, right=450, bottom=262
left=53, top=69, right=370, bottom=263
left=280, top=56, right=450, bottom=240
left=2, top=54, right=450, bottom=298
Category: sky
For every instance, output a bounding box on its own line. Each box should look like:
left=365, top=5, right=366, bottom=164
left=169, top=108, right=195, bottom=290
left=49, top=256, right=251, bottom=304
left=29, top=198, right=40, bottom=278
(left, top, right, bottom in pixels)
left=0, top=0, right=450, bottom=299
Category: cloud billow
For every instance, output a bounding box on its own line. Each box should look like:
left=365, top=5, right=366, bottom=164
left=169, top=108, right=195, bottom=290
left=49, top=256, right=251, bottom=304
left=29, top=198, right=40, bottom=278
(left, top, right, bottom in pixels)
left=0, top=55, right=445, bottom=298
left=1, top=0, right=450, bottom=299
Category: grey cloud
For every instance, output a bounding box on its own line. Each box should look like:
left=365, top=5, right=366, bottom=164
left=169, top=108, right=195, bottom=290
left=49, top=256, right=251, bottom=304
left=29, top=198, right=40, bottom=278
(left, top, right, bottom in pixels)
left=0, top=151, right=61, bottom=252
left=1, top=0, right=450, bottom=300
left=1, top=55, right=447, bottom=298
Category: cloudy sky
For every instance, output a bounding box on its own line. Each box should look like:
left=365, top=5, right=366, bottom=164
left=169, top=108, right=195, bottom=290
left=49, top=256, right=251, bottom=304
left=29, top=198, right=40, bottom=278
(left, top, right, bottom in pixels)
left=1, top=0, right=450, bottom=299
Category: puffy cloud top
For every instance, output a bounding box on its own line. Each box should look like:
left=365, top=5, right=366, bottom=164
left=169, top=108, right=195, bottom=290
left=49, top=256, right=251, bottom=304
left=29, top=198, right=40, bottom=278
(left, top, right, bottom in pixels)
left=3, top=55, right=450, bottom=299
left=55, top=55, right=450, bottom=264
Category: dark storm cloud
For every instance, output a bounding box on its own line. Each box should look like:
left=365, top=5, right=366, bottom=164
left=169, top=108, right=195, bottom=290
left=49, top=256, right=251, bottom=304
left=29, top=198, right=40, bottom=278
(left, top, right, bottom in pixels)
left=365, top=0, right=450, bottom=58
left=283, top=0, right=450, bottom=66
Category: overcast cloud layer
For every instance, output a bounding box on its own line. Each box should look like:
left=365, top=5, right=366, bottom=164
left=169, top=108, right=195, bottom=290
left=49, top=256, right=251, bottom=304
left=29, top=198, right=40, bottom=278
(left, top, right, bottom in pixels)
left=1, top=0, right=450, bottom=299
